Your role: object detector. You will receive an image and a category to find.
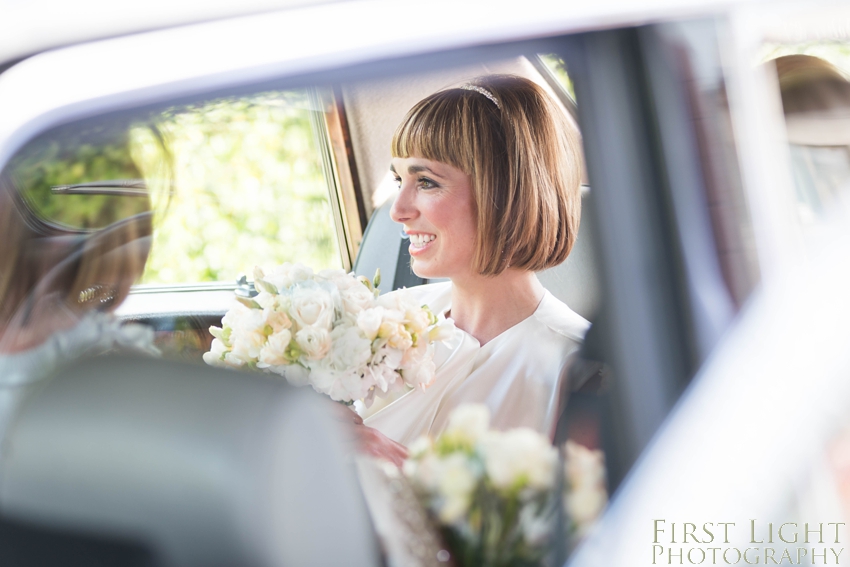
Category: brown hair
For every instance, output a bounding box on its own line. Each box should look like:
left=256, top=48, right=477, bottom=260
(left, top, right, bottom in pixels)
left=775, top=54, right=850, bottom=116
left=0, top=176, right=152, bottom=339
left=391, top=74, right=582, bottom=276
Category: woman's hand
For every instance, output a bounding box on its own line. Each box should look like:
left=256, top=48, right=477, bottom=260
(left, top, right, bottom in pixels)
left=328, top=402, right=409, bottom=467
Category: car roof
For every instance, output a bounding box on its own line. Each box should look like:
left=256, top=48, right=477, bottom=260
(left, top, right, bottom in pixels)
left=0, top=0, right=766, bottom=69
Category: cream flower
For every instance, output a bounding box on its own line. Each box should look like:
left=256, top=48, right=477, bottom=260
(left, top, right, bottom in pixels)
left=443, top=404, right=490, bottom=444
left=436, top=453, right=479, bottom=524
left=258, top=329, right=293, bottom=366
left=326, top=326, right=372, bottom=371
left=400, top=342, right=436, bottom=389
left=356, top=307, right=384, bottom=340
left=290, top=286, right=335, bottom=330
left=202, top=337, right=229, bottom=366
left=480, top=428, right=558, bottom=491
left=295, top=326, right=332, bottom=360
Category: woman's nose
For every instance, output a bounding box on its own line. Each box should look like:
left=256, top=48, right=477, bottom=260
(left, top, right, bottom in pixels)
left=390, top=182, right=417, bottom=224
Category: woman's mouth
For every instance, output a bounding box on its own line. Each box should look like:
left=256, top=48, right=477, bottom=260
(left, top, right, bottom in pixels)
left=408, top=233, right=436, bottom=255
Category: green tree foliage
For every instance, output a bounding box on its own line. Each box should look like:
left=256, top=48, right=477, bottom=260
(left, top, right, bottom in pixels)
left=137, top=90, right=342, bottom=284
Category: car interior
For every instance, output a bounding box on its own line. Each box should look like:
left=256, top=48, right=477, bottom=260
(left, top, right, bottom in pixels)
left=8, top=5, right=839, bottom=564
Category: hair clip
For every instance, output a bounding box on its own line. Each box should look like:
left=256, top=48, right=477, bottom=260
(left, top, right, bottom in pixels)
left=461, top=84, right=501, bottom=109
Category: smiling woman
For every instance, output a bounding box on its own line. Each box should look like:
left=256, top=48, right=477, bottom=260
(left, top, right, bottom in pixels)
left=357, top=74, right=589, bottom=448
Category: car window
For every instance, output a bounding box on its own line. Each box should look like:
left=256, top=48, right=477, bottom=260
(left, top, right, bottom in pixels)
left=760, top=40, right=850, bottom=231
left=6, top=88, right=349, bottom=287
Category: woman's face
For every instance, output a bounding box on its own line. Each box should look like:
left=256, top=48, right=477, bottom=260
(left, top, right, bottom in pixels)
left=389, top=156, right=477, bottom=280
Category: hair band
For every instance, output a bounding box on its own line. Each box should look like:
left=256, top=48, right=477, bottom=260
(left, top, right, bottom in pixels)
left=461, top=84, right=501, bottom=109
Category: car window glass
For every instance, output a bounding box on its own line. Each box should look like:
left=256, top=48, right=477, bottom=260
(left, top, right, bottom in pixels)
left=538, top=54, right=575, bottom=100
left=5, top=88, right=345, bottom=287
left=760, top=41, right=850, bottom=230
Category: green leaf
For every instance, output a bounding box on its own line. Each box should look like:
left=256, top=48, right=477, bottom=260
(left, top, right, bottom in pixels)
left=373, top=268, right=381, bottom=289
left=235, top=296, right=261, bottom=309
left=255, top=278, right=278, bottom=295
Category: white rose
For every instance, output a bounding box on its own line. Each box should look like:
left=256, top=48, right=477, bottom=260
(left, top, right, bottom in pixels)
left=341, top=282, right=375, bottom=314
left=283, top=363, right=310, bottom=387
left=356, top=307, right=384, bottom=340
left=326, top=325, right=372, bottom=372
left=262, top=263, right=296, bottom=291
left=480, top=428, right=558, bottom=491
left=295, top=326, right=332, bottom=360
left=289, top=263, right=314, bottom=283
left=290, top=286, right=335, bottom=330
left=258, top=328, right=293, bottom=367
left=443, top=404, right=490, bottom=444
left=317, top=268, right=350, bottom=288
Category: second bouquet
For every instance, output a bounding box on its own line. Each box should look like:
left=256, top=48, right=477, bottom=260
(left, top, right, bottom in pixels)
left=203, top=262, right=454, bottom=405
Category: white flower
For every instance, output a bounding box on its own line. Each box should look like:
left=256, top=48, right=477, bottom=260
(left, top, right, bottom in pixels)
left=436, top=453, right=479, bottom=524
left=202, top=338, right=229, bottom=366
left=408, top=436, right=432, bottom=459
left=400, top=341, right=436, bottom=389
left=480, top=428, right=558, bottom=491
left=356, top=307, right=384, bottom=340
left=261, top=262, right=314, bottom=291
left=443, top=404, right=490, bottom=444
left=289, top=263, right=315, bottom=284
left=258, top=329, right=292, bottom=367
left=429, top=318, right=457, bottom=342
left=228, top=307, right=267, bottom=362
left=263, top=308, right=292, bottom=333
left=366, top=362, right=400, bottom=393
left=518, top=503, right=553, bottom=546
left=295, top=326, right=332, bottom=360
left=564, top=441, right=607, bottom=527
left=283, top=363, right=310, bottom=387
left=340, top=282, right=375, bottom=314
left=290, top=286, right=335, bottom=330
left=325, top=326, right=372, bottom=372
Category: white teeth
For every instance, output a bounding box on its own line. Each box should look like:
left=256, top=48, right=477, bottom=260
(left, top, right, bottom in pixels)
left=410, top=234, right=436, bottom=247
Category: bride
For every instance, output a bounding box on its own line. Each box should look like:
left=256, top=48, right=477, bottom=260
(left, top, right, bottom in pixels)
left=351, top=74, right=589, bottom=464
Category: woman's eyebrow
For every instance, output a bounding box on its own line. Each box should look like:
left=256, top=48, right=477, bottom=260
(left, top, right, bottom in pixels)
left=389, top=163, right=446, bottom=179
left=408, top=165, right=444, bottom=178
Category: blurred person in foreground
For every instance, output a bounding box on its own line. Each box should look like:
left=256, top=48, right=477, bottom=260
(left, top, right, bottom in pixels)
left=0, top=143, right=158, bottom=447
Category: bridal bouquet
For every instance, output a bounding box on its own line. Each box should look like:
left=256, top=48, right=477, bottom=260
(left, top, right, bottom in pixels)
left=403, top=405, right=607, bottom=567
left=202, top=263, right=454, bottom=405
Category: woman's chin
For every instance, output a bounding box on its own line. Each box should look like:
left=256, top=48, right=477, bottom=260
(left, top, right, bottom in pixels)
left=409, top=258, right=440, bottom=280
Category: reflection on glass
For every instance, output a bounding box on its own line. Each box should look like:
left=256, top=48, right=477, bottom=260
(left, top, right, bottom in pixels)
left=538, top=54, right=575, bottom=100
left=6, top=89, right=344, bottom=286
left=789, top=144, right=850, bottom=224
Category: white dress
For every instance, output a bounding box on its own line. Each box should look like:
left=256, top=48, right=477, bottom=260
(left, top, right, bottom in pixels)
left=361, top=282, right=590, bottom=446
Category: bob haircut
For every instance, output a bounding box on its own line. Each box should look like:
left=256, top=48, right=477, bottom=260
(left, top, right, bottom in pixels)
left=391, top=74, right=583, bottom=276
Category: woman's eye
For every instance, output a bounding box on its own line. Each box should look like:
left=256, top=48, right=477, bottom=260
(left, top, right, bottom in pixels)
left=418, top=177, right=437, bottom=189
left=392, top=176, right=402, bottom=188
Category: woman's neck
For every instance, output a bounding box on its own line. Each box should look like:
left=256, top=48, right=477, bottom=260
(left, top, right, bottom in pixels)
left=448, top=269, right=545, bottom=345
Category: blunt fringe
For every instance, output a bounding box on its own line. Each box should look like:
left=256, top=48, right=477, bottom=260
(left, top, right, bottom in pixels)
left=391, top=74, right=583, bottom=276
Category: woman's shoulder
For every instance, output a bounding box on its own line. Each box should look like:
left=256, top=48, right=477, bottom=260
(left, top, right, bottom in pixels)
left=530, top=291, right=591, bottom=344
